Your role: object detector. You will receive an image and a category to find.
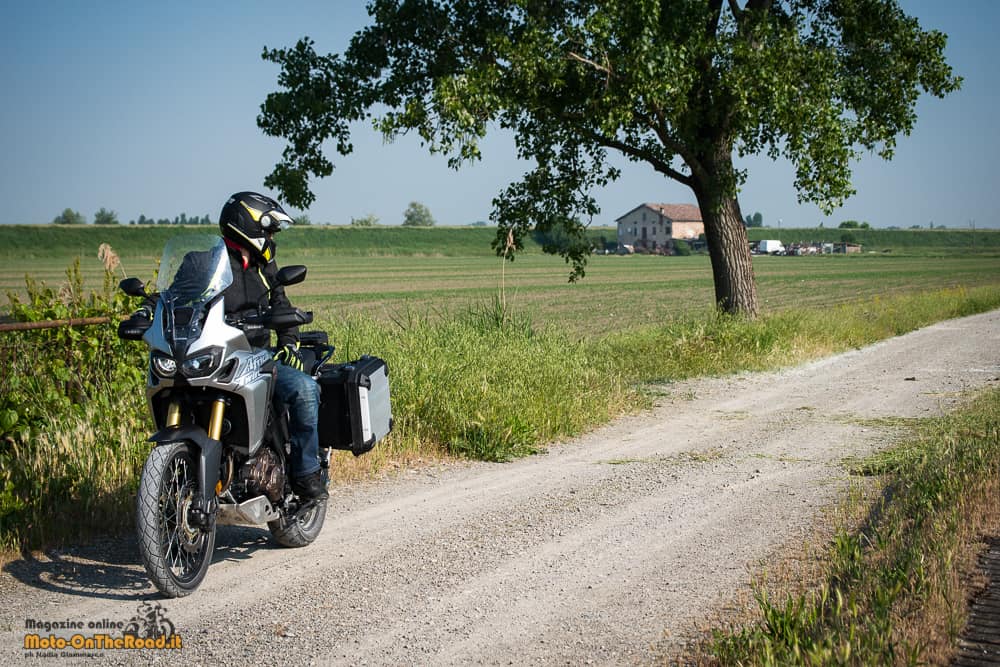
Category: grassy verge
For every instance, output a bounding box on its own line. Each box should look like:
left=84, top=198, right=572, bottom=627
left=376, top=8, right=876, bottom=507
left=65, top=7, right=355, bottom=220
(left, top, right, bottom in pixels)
left=2, top=276, right=999, bottom=560
left=701, top=387, right=1000, bottom=665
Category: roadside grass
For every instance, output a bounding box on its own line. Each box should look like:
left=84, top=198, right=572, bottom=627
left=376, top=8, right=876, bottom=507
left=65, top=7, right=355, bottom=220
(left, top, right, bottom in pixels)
left=701, top=388, right=1000, bottom=665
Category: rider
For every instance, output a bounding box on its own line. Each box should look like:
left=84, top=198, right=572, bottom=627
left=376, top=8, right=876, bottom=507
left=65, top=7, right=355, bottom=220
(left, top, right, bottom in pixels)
left=133, top=192, right=327, bottom=502
left=217, top=192, right=327, bottom=502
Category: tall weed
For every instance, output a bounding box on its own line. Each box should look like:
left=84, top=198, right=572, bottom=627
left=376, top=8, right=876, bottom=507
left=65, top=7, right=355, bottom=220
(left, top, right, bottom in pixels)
left=1, top=260, right=148, bottom=555
left=318, top=305, right=631, bottom=462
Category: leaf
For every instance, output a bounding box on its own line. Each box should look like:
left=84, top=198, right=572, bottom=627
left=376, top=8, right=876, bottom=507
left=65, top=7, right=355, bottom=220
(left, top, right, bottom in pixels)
left=0, top=409, right=18, bottom=433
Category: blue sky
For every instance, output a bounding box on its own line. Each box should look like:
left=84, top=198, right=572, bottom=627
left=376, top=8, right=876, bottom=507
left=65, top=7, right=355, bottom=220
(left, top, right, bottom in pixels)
left=1, top=1, right=996, bottom=228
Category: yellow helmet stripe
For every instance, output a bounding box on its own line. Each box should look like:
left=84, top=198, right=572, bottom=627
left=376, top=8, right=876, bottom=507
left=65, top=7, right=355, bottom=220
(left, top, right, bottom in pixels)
left=240, top=201, right=264, bottom=222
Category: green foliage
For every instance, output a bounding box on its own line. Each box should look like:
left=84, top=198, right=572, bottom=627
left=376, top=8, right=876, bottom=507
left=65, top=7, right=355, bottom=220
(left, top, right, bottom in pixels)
left=673, top=239, right=692, bottom=256
left=93, top=207, right=119, bottom=225
left=0, top=260, right=149, bottom=553
left=709, top=389, right=1000, bottom=665
left=402, top=201, right=436, bottom=227
left=258, top=0, right=959, bottom=312
left=292, top=300, right=631, bottom=466
left=745, top=212, right=764, bottom=228
left=351, top=214, right=379, bottom=227
left=131, top=212, right=212, bottom=225
left=839, top=220, right=870, bottom=229
left=294, top=214, right=312, bottom=226
left=52, top=208, right=85, bottom=225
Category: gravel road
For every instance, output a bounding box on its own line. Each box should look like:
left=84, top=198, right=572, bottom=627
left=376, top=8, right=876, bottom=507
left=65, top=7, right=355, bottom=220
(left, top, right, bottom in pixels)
left=2, top=309, right=998, bottom=666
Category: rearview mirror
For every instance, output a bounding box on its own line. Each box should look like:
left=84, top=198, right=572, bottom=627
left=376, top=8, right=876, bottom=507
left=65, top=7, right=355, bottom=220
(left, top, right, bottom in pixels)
left=119, top=277, right=148, bottom=298
left=276, top=265, right=307, bottom=287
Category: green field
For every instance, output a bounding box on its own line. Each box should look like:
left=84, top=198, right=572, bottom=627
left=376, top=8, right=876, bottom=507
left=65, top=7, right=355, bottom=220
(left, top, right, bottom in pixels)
left=3, top=225, right=999, bottom=335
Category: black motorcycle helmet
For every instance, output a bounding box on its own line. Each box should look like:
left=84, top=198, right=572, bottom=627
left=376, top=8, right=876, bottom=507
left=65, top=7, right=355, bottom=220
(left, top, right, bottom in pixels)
left=219, top=192, right=294, bottom=263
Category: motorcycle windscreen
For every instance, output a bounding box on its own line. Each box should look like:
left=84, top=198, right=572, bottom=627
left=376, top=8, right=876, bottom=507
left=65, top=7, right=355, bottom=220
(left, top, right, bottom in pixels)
left=155, top=235, right=234, bottom=349
left=156, top=235, right=233, bottom=308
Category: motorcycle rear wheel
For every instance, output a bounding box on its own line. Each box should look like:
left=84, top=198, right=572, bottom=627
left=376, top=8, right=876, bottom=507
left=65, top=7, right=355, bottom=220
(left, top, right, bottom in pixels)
left=136, top=442, right=216, bottom=597
left=268, top=497, right=327, bottom=547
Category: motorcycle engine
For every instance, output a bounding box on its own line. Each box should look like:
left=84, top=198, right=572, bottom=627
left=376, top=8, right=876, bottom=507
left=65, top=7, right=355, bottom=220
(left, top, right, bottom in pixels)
left=243, top=448, right=285, bottom=503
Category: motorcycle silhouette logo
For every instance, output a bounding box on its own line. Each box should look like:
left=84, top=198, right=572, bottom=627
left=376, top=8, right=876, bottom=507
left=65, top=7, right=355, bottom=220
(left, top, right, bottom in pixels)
left=123, top=601, right=176, bottom=639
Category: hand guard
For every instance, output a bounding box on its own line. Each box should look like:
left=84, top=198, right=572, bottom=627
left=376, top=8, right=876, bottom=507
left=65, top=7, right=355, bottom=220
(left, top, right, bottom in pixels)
left=273, top=342, right=304, bottom=371
left=118, top=308, right=153, bottom=340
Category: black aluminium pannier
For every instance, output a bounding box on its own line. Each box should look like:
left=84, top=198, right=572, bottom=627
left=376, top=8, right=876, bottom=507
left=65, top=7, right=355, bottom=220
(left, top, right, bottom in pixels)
left=317, top=355, right=393, bottom=456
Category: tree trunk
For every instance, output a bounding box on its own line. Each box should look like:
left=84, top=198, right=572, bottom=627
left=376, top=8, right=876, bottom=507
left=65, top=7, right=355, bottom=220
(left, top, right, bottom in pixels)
left=691, top=167, right=760, bottom=318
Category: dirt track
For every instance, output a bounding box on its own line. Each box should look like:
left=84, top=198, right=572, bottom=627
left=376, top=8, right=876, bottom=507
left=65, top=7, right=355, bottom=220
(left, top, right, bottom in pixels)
left=2, top=310, right=998, bottom=665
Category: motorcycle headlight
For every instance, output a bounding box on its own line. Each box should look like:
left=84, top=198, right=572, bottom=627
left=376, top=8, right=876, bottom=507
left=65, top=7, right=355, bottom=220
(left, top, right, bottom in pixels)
left=151, top=353, right=177, bottom=378
left=181, top=348, right=222, bottom=378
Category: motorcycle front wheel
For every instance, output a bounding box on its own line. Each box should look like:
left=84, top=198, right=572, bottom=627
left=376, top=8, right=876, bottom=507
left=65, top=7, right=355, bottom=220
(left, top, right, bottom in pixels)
left=136, top=442, right=216, bottom=597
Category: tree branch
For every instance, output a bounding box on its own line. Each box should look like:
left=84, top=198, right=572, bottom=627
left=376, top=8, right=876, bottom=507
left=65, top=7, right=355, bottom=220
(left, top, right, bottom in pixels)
left=567, top=51, right=613, bottom=88
left=567, top=51, right=610, bottom=75
left=587, top=130, right=693, bottom=188
left=635, top=106, right=702, bottom=179
left=707, top=0, right=724, bottom=38
left=727, top=0, right=742, bottom=22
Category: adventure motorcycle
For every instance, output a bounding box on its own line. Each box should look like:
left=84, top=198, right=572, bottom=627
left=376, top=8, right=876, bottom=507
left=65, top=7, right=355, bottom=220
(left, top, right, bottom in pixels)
left=117, top=235, right=376, bottom=597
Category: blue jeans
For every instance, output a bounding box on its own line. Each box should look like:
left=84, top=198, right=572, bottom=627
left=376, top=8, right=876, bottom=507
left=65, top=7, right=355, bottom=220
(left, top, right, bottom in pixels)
left=273, top=362, right=321, bottom=478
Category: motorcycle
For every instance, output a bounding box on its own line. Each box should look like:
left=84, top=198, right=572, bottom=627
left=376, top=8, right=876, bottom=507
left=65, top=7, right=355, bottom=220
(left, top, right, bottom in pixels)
left=118, top=235, right=353, bottom=597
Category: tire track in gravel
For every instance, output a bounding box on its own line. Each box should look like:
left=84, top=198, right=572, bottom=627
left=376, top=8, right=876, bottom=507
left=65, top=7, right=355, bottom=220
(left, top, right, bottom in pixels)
left=2, top=309, right=998, bottom=665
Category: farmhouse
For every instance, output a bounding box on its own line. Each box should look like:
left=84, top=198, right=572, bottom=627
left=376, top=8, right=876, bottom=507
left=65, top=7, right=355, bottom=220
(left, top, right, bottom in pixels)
left=616, top=203, right=704, bottom=253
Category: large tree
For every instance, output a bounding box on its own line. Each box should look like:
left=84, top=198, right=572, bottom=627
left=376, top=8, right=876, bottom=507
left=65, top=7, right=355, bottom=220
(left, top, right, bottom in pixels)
left=258, top=0, right=959, bottom=316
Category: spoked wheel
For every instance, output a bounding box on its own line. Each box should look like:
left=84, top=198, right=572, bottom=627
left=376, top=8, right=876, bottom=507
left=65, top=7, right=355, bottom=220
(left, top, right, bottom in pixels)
left=136, top=442, right=215, bottom=597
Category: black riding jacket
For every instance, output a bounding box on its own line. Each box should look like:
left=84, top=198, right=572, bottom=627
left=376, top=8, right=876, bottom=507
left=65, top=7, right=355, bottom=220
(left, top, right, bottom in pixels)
left=221, top=247, right=299, bottom=349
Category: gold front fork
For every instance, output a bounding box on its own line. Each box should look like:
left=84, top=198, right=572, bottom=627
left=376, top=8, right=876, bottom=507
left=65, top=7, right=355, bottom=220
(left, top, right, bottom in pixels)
left=208, top=397, right=227, bottom=441
left=166, top=401, right=181, bottom=427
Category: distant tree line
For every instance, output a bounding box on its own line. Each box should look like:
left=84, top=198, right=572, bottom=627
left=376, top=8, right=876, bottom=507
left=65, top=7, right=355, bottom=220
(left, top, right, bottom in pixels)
left=49, top=208, right=214, bottom=225
left=51, top=201, right=441, bottom=227
left=131, top=212, right=213, bottom=225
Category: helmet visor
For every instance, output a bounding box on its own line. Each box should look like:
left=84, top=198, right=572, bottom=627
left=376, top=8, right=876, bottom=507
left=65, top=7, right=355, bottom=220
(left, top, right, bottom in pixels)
left=260, top=210, right=293, bottom=233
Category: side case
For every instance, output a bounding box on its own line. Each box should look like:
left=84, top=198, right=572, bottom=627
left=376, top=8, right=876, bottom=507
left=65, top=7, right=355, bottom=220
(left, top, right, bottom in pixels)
left=318, top=355, right=393, bottom=456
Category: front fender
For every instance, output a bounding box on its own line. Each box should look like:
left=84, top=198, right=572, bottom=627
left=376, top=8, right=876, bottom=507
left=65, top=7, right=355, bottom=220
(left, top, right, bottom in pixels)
left=149, top=426, right=222, bottom=511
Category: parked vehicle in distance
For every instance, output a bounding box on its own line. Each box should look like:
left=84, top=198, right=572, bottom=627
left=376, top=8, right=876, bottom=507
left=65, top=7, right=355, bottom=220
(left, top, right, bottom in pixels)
left=756, top=239, right=786, bottom=255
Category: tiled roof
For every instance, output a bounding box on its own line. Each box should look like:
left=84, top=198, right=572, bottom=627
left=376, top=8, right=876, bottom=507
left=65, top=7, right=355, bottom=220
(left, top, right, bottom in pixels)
left=646, top=203, right=702, bottom=222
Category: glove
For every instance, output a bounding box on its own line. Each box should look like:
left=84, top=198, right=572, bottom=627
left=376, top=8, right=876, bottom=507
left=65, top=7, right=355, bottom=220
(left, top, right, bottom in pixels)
left=131, top=305, right=153, bottom=320
left=273, top=342, right=304, bottom=371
